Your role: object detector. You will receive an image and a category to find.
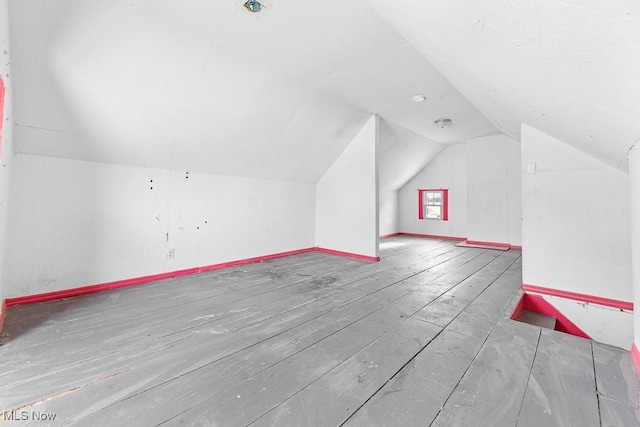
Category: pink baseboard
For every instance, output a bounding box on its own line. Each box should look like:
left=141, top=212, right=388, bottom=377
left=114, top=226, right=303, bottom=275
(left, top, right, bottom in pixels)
left=379, top=233, right=401, bottom=239
left=316, top=247, right=380, bottom=262
left=458, top=240, right=511, bottom=250
left=522, top=284, right=634, bottom=311
left=512, top=292, right=590, bottom=339
left=632, top=344, right=640, bottom=379
left=4, top=246, right=382, bottom=308
left=6, top=247, right=316, bottom=307
left=396, top=232, right=466, bottom=241
left=0, top=299, right=6, bottom=335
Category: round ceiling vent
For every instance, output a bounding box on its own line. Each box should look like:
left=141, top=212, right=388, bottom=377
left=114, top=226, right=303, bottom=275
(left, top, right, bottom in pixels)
left=434, top=117, right=453, bottom=128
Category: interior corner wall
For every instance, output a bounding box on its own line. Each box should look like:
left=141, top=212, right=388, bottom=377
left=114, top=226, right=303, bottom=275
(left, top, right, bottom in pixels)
left=315, top=115, right=378, bottom=258
left=398, top=144, right=467, bottom=238
left=0, top=0, right=13, bottom=310
left=379, top=189, right=398, bottom=237
left=466, top=134, right=521, bottom=246
left=522, top=124, right=633, bottom=349
left=629, top=144, right=640, bottom=349
left=5, top=154, right=316, bottom=298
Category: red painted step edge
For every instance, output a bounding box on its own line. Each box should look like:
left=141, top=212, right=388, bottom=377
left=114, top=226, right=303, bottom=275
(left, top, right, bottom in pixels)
left=464, top=240, right=511, bottom=250
left=632, top=344, right=640, bottom=379
left=512, top=293, right=590, bottom=339
left=522, top=284, right=634, bottom=311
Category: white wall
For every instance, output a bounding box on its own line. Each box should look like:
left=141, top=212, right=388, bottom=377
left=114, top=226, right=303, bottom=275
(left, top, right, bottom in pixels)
left=316, top=115, right=379, bottom=258
left=0, top=0, right=13, bottom=309
left=466, top=134, right=521, bottom=246
left=379, top=189, right=398, bottom=237
left=398, top=144, right=467, bottom=238
left=5, top=155, right=316, bottom=298
left=629, top=144, right=640, bottom=349
left=377, top=120, right=446, bottom=237
left=522, top=124, right=633, bottom=348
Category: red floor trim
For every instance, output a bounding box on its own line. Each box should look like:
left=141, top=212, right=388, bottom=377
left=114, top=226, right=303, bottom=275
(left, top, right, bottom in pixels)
left=510, top=245, right=522, bottom=250
left=397, top=232, right=466, bottom=241
left=461, top=240, right=511, bottom=250
left=315, top=247, right=380, bottom=262
left=632, top=344, right=640, bottom=378
left=5, top=248, right=317, bottom=307
left=513, top=293, right=590, bottom=339
left=379, top=233, right=401, bottom=239
left=522, top=284, right=634, bottom=311
left=0, top=300, right=7, bottom=335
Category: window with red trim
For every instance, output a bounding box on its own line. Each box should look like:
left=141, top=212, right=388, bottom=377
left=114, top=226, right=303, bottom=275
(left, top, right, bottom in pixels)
left=418, top=189, right=448, bottom=221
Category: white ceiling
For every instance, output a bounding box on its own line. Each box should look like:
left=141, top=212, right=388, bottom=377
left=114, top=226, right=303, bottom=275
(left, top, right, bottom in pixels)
left=12, top=0, right=635, bottom=183
left=367, top=0, right=640, bottom=171
left=8, top=0, right=495, bottom=183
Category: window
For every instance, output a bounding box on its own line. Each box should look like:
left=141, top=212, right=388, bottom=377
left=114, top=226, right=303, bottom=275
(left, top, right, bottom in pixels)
left=418, top=189, right=448, bottom=221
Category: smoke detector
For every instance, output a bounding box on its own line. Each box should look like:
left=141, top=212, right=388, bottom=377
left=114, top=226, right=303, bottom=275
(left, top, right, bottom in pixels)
left=244, top=0, right=263, bottom=13
left=434, top=117, right=453, bottom=128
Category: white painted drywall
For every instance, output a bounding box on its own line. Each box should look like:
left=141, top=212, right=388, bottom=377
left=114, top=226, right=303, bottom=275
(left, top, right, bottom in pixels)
left=398, top=144, right=467, bottom=238
left=5, top=155, right=315, bottom=298
left=522, top=124, right=632, bottom=348
left=466, top=135, right=521, bottom=246
left=316, top=115, right=379, bottom=258
left=377, top=120, right=446, bottom=237
left=629, top=144, right=640, bottom=349
left=0, top=0, right=13, bottom=309
left=379, top=189, right=398, bottom=237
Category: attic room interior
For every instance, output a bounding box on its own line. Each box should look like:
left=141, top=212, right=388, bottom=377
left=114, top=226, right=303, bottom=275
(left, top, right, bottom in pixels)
left=1, top=0, right=639, bottom=425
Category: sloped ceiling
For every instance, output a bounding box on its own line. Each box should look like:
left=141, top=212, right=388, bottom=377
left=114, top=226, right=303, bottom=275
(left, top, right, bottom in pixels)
left=9, top=0, right=495, bottom=183
left=367, top=0, right=640, bottom=171
left=378, top=119, right=446, bottom=192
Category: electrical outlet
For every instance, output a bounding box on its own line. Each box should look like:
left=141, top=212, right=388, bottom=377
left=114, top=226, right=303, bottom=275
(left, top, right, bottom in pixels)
left=167, top=248, right=175, bottom=259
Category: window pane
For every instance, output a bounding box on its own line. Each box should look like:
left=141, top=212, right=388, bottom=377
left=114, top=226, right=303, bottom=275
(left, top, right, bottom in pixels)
left=433, top=193, right=442, bottom=205
left=425, top=205, right=442, bottom=219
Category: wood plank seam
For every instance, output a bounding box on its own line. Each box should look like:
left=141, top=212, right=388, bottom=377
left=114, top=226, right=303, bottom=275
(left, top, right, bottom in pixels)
left=590, top=341, right=603, bottom=425
left=514, top=329, right=543, bottom=425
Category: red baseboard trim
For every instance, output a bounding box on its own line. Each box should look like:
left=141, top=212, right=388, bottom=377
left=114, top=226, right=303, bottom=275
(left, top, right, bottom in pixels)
left=512, top=293, right=590, bottom=339
left=397, top=232, right=466, bottom=242
left=0, top=299, right=7, bottom=335
left=510, top=245, right=522, bottom=250
left=462, top=240, right=511, bottom=250
left=522, top=284, right=634, bottom=311
left=316, top=247, right=380, bottom=262
left=5, top=247, right=317, bottom=307
left=380, top=233, right=401, bottom=239
left=631, top=344, right=640, bottom=378
left=4, top=245, right=385, bottom=307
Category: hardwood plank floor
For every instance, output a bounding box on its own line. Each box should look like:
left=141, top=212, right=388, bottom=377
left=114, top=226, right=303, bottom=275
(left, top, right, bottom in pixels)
left=0, top=236, right=638, bottom=426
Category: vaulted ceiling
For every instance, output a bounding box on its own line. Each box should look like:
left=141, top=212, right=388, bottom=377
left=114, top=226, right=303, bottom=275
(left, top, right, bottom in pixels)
left=8, top=0, right=638, bottom=184
left=8, top=0, right=493, bottom=183
left=368, top=0, right=640, bottom=171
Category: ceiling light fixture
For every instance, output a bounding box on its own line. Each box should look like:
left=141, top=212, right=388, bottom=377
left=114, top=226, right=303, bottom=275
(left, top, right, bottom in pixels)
left=243, top=0, right=263, bottom=13
left=434, top=117, right=453, bottom=128
left=412, top=94, right=427, bottom=102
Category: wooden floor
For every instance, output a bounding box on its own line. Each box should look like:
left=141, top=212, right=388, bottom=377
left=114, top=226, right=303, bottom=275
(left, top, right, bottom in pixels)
left=1, top=237, right=639, bottom=426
